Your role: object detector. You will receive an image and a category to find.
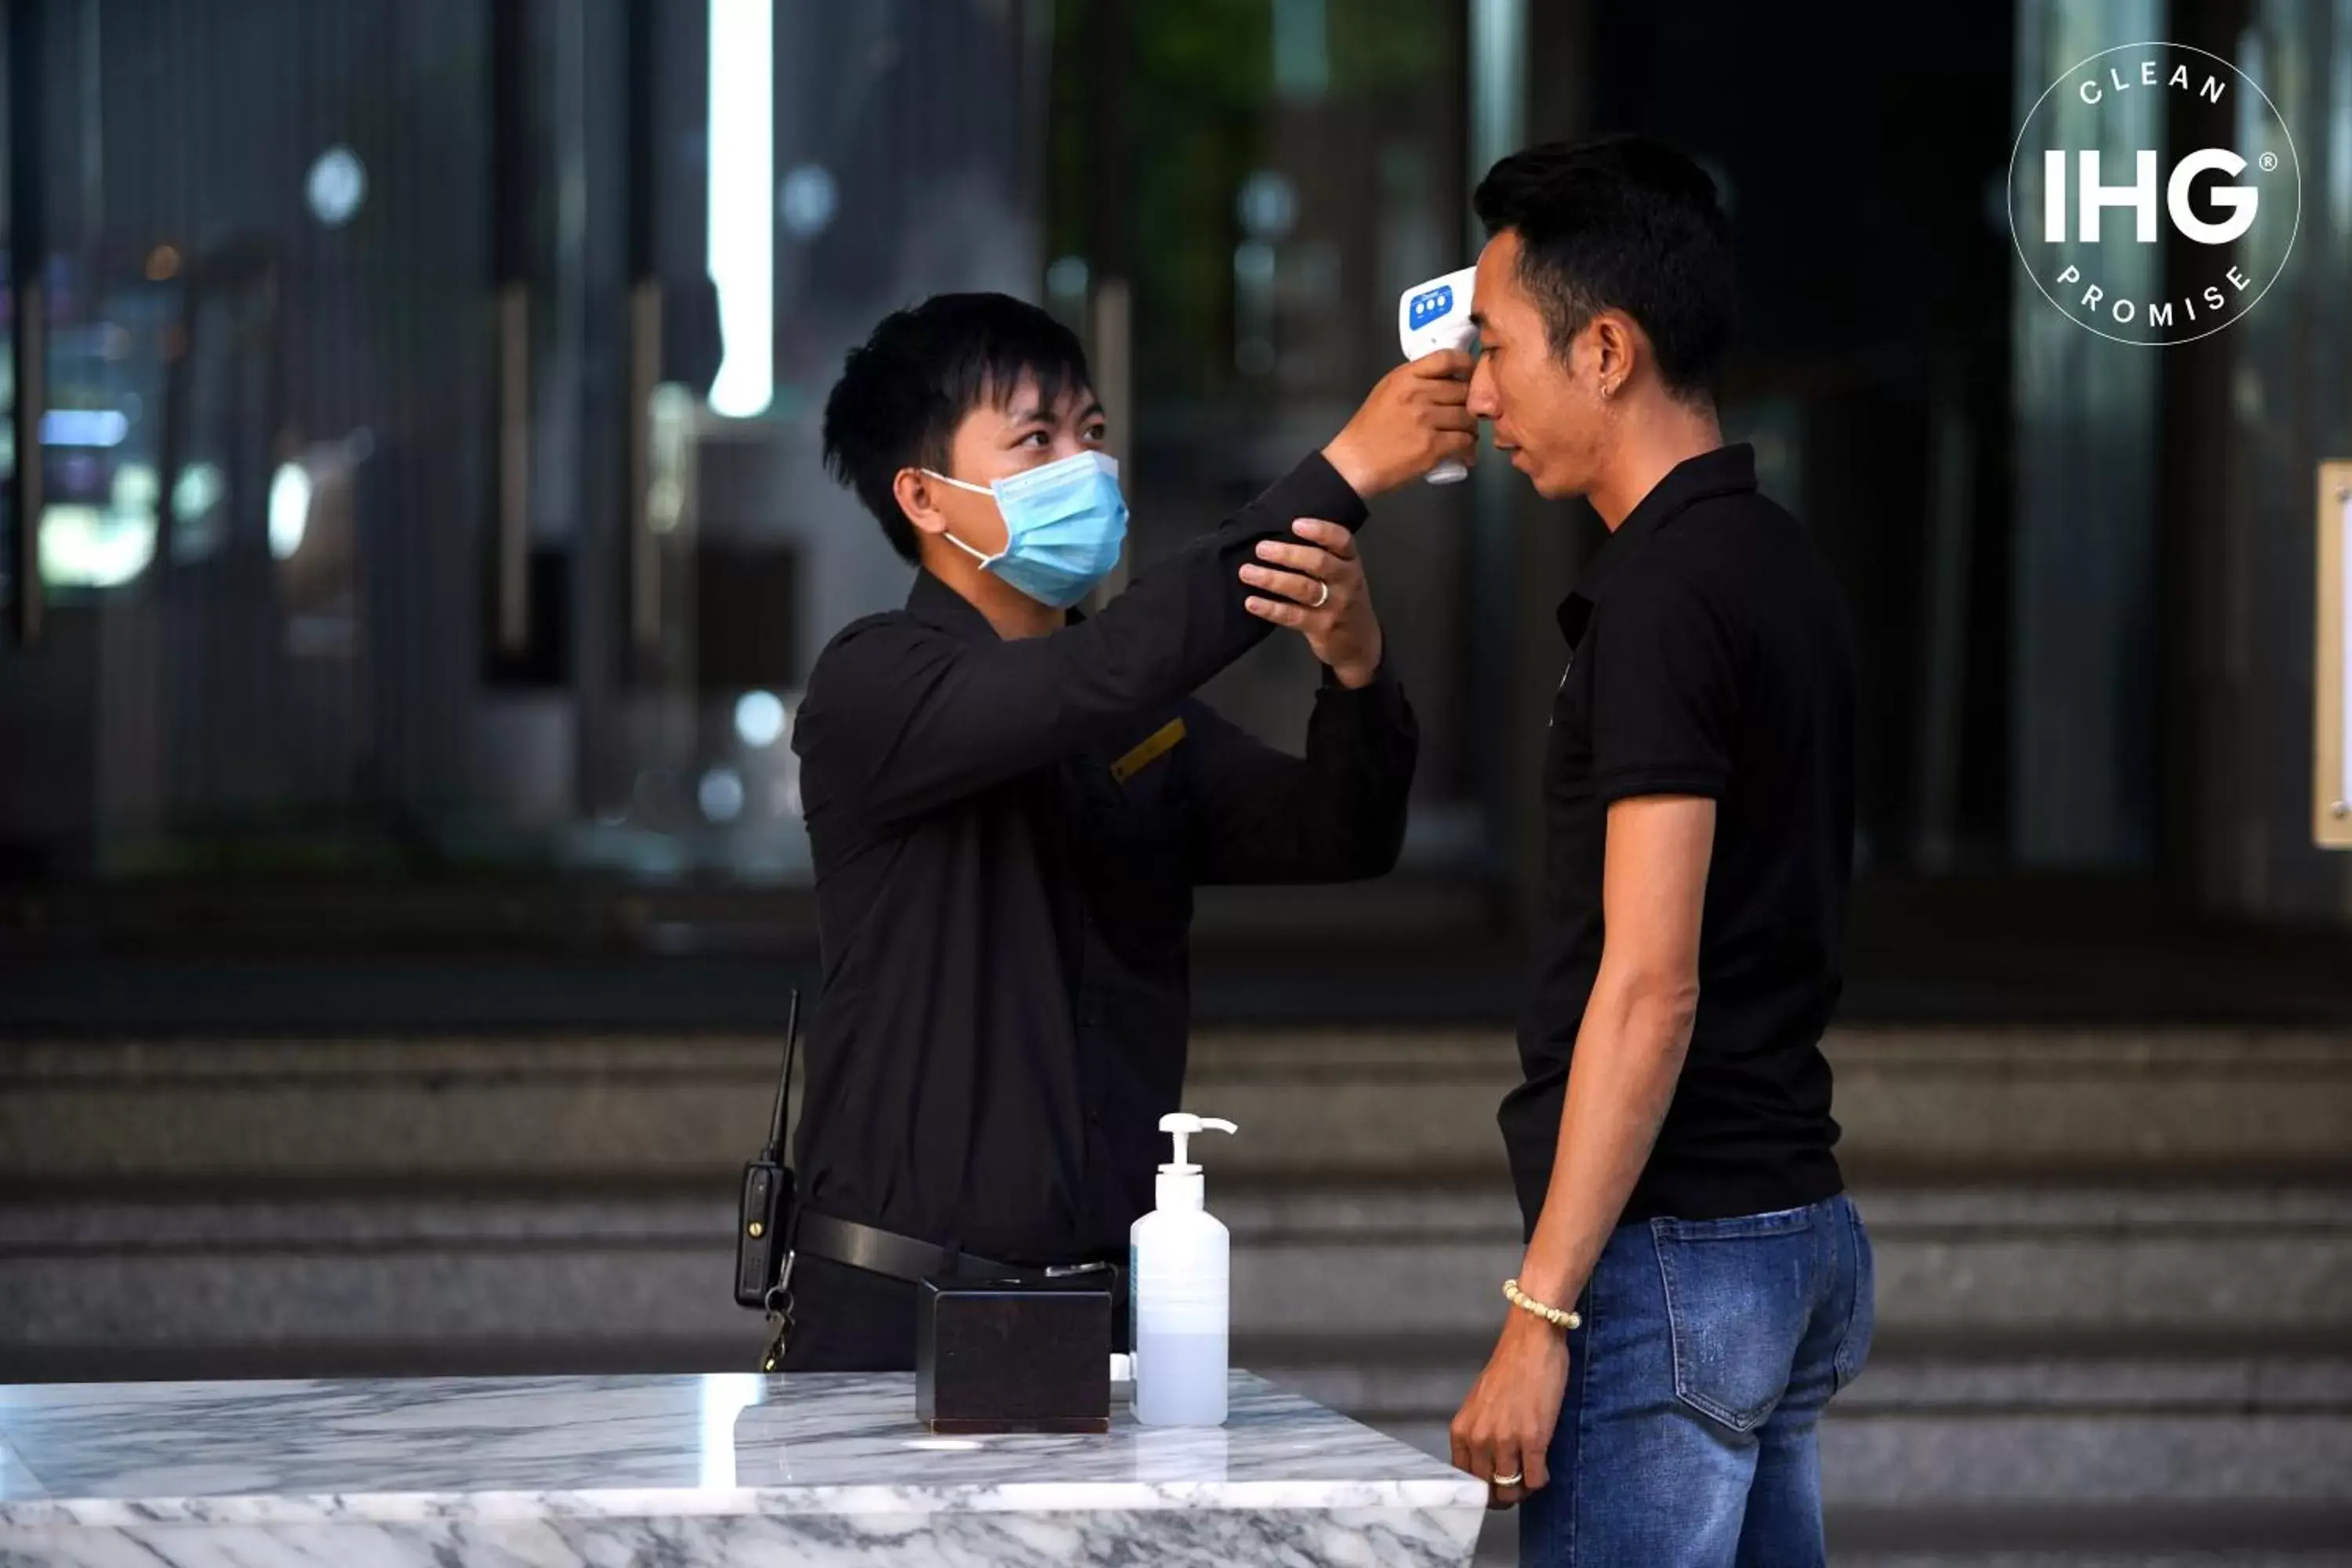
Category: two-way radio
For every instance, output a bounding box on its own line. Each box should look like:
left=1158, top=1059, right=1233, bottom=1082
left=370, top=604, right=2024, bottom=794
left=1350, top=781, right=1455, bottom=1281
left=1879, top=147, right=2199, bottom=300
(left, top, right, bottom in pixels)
left=734, top=989, right=800, bottom=1311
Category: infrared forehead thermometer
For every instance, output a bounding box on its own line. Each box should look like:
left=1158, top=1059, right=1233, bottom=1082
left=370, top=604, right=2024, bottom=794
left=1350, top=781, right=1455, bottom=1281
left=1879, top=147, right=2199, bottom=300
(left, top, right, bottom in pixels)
left=1397, top=265, right=1479, bottom=485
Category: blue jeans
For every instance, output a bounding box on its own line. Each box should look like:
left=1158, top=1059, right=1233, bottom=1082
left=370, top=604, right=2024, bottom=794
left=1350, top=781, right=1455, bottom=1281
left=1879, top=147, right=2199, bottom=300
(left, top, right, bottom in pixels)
left=1520, top=1194, right=1875, bottom=1568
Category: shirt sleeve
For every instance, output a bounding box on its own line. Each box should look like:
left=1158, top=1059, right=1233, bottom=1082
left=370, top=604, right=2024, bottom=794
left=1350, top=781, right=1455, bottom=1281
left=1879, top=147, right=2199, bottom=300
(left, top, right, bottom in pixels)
left=1586, top=572, right=1740, bottom=805
left=1182, top=660, right=1419, bottom=885
left=794, top=453, right=1369, bottom=830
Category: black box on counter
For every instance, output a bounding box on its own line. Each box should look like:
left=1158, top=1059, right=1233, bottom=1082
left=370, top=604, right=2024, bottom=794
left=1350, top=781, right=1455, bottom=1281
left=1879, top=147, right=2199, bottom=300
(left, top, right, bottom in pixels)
left=915, top=1274, right=1112, bottom=1435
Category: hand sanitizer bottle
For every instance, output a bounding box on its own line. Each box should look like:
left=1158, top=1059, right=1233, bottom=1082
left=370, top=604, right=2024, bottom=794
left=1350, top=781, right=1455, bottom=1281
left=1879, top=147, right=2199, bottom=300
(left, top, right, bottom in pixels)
left=1131, top=1112, right=1237, bottom=1427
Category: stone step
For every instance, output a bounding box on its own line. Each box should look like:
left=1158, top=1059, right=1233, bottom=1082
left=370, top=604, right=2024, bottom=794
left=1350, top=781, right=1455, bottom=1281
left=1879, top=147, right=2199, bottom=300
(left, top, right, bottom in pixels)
left=1344, top=1353, right=2352, bottom=1504
left=1825, top=1536, right=2352, bottom=1568
left=1217, top=1184, right=2352, bottom=1338
left=1359, top=1377, right=2352, bottom=1564
left=7, top=1028, right=2351, bottom=1185
left=6, top=1183, right=2347, bottom=1376
left=1191, top=1028, right=2352, bottom=1180
left=1472, top=1515, right=2352, bottom=1568
left=6, top=1184, right=2350, bottom=1358
left=1264, top=1343, right=2352, bottom=1425
left=1399, top=1370, right=2352, bottom=1564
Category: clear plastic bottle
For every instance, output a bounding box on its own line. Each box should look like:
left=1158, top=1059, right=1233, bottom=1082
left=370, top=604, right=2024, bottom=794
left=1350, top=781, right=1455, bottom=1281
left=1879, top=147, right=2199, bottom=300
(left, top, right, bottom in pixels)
left=1130, top=1113, right=1237, bottom=1427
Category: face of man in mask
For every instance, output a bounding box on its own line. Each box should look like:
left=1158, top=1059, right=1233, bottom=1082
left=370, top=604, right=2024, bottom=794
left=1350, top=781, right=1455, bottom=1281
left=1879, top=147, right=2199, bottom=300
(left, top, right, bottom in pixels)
left=1467, top=228, right=1646, bottom=503
left=892, top=374, right=1124, bottom=612
left=900, top=374, right=1109, bottom=557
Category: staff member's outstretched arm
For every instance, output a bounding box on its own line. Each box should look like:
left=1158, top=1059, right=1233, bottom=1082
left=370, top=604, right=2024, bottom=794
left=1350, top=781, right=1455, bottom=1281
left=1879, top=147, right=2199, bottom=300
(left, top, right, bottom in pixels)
left=797, top=353, right=1470, bottom=831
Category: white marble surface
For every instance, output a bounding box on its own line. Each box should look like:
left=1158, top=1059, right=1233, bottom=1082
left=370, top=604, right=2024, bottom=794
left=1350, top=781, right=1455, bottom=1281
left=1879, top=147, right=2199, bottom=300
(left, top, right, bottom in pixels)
left=0, top=1370, right=1486, bottom=1566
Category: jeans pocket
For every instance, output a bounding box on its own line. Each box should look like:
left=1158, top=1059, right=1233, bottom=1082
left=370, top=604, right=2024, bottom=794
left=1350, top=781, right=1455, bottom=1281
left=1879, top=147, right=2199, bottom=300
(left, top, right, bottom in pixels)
left=1651, top=1207, right=1817, bottom=1433
left=1832, top=1200, right=1877, bottom=1392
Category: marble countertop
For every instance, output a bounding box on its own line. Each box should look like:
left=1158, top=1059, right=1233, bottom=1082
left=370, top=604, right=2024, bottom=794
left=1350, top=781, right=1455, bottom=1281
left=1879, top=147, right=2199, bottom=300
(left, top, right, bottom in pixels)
left=0, top=1370, right=1486, bottom=1529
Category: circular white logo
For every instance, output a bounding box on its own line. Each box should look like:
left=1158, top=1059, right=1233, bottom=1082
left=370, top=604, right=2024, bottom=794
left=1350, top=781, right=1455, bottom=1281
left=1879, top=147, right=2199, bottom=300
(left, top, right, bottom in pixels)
left=2008, top=41, right=2299, bottom=346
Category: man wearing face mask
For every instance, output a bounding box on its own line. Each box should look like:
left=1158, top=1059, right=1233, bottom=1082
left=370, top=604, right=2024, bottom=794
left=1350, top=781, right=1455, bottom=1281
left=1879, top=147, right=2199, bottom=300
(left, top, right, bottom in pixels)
left=782, top=292, right=1472, bottom=1370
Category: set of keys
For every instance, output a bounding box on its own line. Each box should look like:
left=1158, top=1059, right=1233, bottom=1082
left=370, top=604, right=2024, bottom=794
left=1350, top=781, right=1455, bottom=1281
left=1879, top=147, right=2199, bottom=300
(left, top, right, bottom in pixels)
left=758, top=1255, right=796, bottom=1374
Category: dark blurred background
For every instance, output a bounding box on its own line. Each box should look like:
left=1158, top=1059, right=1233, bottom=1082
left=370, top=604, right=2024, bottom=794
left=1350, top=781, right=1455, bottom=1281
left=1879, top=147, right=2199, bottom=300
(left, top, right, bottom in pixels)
left=2, top=2, right=2348, bottom=1563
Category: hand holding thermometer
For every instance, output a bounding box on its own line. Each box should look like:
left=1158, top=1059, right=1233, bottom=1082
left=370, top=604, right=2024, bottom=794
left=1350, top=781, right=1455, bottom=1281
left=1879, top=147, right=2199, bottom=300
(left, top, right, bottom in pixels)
left=1396, top=266, right=1479, bottom=484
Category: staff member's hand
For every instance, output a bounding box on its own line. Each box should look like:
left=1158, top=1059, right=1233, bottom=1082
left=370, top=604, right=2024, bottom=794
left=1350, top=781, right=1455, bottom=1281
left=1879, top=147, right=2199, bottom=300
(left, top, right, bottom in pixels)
left=1450, top=1309, right=1570, bottom=1510
left=1240, top=518, right=1383, bottom=688
left=1321, top=350, right=1477, bottom=497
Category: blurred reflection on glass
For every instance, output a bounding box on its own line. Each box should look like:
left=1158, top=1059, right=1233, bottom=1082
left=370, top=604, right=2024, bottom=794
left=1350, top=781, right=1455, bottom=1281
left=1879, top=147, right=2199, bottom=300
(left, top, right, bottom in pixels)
left=2009, top=0, right=2164, bottom=869
left=1047, top=0, right=1485, bottom=873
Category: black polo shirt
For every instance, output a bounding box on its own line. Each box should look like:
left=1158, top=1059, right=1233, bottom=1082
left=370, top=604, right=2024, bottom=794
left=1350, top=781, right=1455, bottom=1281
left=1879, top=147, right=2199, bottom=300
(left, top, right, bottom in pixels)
left=786, top=453, right=1417, bottom=1368
left=1499, top=443, right=1855, bottom=1229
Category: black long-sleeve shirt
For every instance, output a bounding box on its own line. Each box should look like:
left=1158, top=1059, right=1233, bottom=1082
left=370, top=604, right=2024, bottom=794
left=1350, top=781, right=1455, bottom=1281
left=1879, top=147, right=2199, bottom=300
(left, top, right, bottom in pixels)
left=788, top=453, right=1417, bottom=1284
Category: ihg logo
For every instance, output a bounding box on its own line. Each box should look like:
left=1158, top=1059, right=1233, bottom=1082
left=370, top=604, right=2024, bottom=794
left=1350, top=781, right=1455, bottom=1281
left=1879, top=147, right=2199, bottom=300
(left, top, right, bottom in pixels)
left=2009, top=42, right=2299, bottom=345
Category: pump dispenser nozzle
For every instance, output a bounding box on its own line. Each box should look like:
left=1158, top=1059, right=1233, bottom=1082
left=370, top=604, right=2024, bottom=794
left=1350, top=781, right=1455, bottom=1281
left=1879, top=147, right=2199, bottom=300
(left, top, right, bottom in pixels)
left=1157, top=1112, right=1237, bottom=1172
left=1152, top=1113, right=1236, bottom=1212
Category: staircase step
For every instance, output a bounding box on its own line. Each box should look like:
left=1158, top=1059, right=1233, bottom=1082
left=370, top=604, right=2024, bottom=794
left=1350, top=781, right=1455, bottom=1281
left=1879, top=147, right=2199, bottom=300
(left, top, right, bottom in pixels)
left=7, top=1029, right=2352, bottom=1185
left=7, top=1184, right=2349, bottom=1356
left=1218, top=1185, right=2352, bottom=1338
left=8, top=1183, right=2348, bottom=1371
left=1824, top=1503, right=2352, bottom=1566
left=0, top=1195, right=753, bottom=1373
left=1439, top=1468, right=2352, bottom=1566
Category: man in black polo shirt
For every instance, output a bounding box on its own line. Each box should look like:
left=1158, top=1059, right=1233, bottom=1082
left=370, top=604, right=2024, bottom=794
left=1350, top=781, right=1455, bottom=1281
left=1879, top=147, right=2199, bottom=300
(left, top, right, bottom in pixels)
left=1444, top=139, right=1875, bottom=1566
left=783, top=292, right=1469, bottom=1370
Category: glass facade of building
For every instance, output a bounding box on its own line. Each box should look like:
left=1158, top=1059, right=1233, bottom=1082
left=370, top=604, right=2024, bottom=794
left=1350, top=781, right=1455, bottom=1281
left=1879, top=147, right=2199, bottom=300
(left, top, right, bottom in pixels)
left=2, top=0, right=2347, bottom=989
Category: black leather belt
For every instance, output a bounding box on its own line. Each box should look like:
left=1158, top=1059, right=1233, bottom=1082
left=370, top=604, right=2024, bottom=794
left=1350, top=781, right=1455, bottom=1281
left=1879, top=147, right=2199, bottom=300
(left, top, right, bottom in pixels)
left=793, top=1210, right=1018, bottom=1284
left=793, top=1210, right=1123, bottom=1290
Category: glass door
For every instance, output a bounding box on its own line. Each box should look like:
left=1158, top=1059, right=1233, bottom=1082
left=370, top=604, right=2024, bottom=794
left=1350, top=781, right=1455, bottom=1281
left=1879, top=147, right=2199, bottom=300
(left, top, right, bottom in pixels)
left=0, top=0, right=1057, bottom=931
left=2, top=0, right=514, bottom=883
left=556, top=0, right=1057, bottom=887
left=1044, top=0, right=1491, bottom=875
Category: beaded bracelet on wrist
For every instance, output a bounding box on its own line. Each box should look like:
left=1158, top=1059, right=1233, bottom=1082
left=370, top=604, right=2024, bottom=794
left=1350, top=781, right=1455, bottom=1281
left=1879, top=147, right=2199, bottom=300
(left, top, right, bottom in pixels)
left=1503, top=1277, right=1582, bottom=1330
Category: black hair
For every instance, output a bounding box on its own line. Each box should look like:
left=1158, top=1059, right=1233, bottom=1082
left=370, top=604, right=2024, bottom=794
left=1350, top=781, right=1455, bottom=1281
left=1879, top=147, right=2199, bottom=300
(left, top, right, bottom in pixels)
left=820, top=292, right=1094, bottom=563
left=1472, top=135, right=1737, bottom=401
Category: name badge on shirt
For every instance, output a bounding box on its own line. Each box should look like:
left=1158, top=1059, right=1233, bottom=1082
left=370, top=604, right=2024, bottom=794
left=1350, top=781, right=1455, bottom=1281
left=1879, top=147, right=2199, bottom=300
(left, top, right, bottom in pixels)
left=1110, top=717, right=1187, bottom=784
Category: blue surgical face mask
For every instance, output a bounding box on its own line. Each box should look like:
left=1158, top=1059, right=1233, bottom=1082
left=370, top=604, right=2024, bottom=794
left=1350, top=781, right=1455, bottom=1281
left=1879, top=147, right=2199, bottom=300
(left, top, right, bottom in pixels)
left=924, top=450, right=1128, bottom=610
